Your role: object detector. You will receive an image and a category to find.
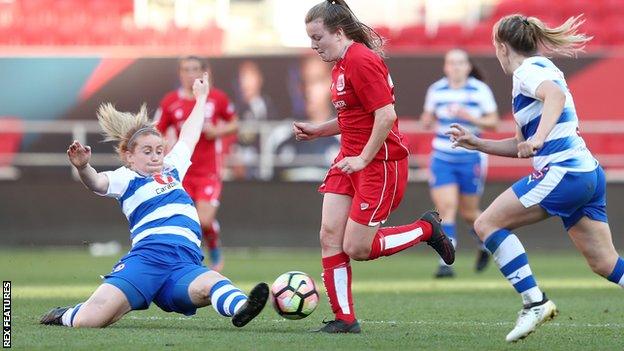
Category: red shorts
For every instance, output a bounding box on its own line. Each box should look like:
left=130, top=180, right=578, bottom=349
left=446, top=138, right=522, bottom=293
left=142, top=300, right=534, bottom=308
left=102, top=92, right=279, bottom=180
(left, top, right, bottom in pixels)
left=182, top=174, right=222, bottom=207
left=319, top=155, right=408, bottom=226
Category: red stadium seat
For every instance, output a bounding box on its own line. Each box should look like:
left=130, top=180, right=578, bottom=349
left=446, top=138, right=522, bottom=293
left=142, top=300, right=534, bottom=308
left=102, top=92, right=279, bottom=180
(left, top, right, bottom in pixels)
left=0, top=117, right=23, bottom=168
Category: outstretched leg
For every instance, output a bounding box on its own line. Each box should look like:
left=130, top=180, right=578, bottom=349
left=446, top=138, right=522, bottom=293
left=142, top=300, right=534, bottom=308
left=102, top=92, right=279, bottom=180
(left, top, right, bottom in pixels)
left=41, top=283, right=132, bottom=328
left=568, top=217, right=623, bottom=286
left=474, top=187, right=556, bottom=342
left=185, top=270, right=268, bottom=328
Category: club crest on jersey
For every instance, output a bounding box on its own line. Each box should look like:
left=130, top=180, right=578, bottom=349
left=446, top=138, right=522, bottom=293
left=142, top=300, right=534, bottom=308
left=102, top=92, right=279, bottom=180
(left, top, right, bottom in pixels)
left=153, top=173, right=175, bottom=185
left=336, top=74, right=345, bottom=92
left=360, top=202, right=369, bottom=210
left=174, top=109, right=184, bottom=120
left=204, top=101, right=215, bottom=119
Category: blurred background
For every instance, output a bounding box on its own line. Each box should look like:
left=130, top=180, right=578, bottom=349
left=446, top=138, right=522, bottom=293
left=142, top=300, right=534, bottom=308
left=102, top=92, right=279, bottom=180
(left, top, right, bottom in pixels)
left=1, top=0, right=623, bottom=249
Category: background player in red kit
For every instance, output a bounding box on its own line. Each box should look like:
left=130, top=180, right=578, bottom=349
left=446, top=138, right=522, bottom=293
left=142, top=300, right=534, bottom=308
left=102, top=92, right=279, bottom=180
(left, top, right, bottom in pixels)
left=155, top=56, right=238, bottom=271
left=296, top=0, right=455, bottom=333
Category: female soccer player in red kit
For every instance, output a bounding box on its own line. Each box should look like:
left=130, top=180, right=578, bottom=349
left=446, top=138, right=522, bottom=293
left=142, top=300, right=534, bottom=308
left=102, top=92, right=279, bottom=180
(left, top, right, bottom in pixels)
left=296, top=0, right=455, bottom=333
left=155, top=56, right=238, bottom=271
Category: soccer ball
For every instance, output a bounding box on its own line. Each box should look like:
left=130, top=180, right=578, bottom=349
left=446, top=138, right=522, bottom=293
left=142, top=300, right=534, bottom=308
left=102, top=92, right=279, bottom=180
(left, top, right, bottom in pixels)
left=271, top=271, right=319, bottom=320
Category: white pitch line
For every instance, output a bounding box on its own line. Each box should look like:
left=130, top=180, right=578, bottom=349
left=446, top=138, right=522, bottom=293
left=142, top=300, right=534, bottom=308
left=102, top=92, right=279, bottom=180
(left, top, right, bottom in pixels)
left=12, top=279, right=618, bottom=299
left=119, top=316, right=624, bottom=329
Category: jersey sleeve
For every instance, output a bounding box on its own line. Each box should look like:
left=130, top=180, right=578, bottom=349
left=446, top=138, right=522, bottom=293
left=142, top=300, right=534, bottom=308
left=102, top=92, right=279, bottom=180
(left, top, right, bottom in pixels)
left=349, top=57, right=394, bottom=113
left=155, top=98, right=173, bottom=133
left=99, top=167, right=134, bottom=199
left=478, top=84, right=498, bottom=114
left=517, top=65, right=552, bottom=99
left=423, top=85, right=436, bottom=113
left=163, top=141, right=193, bottom=180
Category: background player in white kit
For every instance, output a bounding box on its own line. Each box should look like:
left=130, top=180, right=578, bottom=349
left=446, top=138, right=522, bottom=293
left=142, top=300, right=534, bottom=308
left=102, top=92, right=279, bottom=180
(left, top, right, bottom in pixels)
left=421, top=48, right=499, bottom=278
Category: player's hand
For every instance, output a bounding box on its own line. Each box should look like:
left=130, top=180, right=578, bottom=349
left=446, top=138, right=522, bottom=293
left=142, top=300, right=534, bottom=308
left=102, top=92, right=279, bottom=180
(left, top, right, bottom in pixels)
left=454, top=106, right=475, bottom=124
left=67, top=140, right=91, bottom=169
left=332, top=156, right=367, bottom=174
left=193, top=72, right=210, bottom=99
left=202, top=122, right=217, bottom=140
left=293, top=121, right=321, bottom=141
left=446, top=123, right=481, bottom=150
left=517, top=139, right=543, bottom=158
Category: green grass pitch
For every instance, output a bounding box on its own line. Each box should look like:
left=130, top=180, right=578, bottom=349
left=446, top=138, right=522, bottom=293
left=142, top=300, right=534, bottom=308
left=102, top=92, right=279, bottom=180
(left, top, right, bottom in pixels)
left=1, top=247, right=622, bottom=350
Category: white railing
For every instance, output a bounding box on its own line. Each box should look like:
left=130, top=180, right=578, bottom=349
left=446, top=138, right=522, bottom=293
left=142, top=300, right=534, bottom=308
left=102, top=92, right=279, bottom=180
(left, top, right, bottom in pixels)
left=2, top=119, right=624, bottom=182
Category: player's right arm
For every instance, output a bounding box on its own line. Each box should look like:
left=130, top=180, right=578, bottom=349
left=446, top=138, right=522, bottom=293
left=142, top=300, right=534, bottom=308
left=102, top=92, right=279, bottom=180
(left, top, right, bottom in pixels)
left=178, top=72, right=209, bottom=151
left=67, top=140, right=109, bottom=194
left=293, top=118, right=340, bottom=141
left=447, top=123, right=523, bottom=158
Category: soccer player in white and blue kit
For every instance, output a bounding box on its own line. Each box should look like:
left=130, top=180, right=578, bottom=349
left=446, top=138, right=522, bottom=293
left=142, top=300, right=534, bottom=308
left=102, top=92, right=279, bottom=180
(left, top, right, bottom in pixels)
left=422, top=49, right=499, bottom=278
left=448, top=15, right=623, bottom=342
left=40, top=73, right=269, bottom=329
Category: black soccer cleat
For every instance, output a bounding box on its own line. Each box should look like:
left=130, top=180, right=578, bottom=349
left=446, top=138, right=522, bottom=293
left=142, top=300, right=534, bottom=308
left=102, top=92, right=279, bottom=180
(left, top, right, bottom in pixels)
left=40, top=306, right=70, bottom=325
left=232, top=282, right=269, bottom=328
left=420, top=211, right=455, bottom=265
left=475, top=248, right=490, bottom=272
left=313, top=319, right=361, bottom=333
left=434, top=264, right=455, bottom=279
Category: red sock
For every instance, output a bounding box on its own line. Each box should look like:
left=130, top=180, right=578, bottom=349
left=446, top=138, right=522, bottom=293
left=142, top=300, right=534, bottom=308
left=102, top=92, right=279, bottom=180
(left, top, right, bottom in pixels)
left=321, top=252, right=355, bottom=323
left=368, top=220, right=433, bottom=260
left=203, top=221, right=220, bottom=249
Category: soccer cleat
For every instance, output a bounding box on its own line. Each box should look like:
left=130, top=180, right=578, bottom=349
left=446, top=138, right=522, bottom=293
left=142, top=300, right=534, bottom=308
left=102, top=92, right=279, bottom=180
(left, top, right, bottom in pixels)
left=231, top=282, right=269, bottom=328
left=420, top=211, right=455, bottom=265
left=40, top=306, right=70, bottom=325
left=505, top=294, right=558, bottom=342
left=313, top=319, right=361, bottom=333
left=475, top=248, right=490, bottom=272
left=434, top=264, right=455, bottom=278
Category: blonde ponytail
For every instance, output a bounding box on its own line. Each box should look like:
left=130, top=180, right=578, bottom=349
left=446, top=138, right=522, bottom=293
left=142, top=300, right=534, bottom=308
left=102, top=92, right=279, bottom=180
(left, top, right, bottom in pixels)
left=495, top=14, right=592, bottom=57
left=96, top=103, right=159, bottom=159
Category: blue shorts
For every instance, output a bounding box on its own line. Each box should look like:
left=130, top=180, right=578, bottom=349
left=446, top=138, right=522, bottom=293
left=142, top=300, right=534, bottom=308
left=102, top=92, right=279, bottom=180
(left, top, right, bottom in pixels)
left=512, top=165, right=608, bottom=230
left=429, top=155, right=486, bottom=195
left=104, top=242, right=210, bottom=316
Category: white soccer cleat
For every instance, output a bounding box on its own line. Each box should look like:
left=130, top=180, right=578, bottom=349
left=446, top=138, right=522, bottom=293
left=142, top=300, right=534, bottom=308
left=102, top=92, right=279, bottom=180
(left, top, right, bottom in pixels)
left=505, top=297, right=558, bottom=342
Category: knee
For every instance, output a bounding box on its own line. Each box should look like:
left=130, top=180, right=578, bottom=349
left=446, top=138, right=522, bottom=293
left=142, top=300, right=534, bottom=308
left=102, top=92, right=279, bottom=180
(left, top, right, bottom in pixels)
left=473, top=214, right=492, bottom=241
left=319, top=223, right=343, bottom=252
left=189, top=283, right=211, bottom=302
left=343, top=240, right=369, bottom=261
left=459, top=208, right=480, bottom=224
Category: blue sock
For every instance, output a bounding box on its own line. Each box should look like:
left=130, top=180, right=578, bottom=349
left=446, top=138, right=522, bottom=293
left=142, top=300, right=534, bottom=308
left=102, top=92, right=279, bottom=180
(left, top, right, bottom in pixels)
left=439, top=223, right=456, bottom=266
left=484, top=229, right=543, bottom=305
left=209, top=248, right=222, bottom=265
left=210, top=280, right=247, bottom=317
left=61, top=303, right=83, bottom=327
left=607, top=257, right=624, bottom=287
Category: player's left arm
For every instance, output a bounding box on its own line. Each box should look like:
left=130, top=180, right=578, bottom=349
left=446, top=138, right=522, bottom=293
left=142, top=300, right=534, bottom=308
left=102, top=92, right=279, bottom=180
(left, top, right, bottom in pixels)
left=178, top=73, right=209, bottom=151
left=205, top=115, right=239, bottom=140
left=517, top=80, right=566, bottom=158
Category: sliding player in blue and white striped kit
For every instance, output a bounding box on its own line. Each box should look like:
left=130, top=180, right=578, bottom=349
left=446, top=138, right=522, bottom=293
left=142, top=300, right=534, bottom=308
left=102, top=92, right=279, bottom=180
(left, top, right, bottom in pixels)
left=40, top=73, right=268, bottom=329
left=448, top=15, right=623, bottom=342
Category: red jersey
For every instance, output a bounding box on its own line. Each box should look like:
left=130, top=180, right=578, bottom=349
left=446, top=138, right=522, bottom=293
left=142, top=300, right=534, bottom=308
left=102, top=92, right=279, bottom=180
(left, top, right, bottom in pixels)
left=156, top=88, right=236, bottom=177
left=331, top=42, right=409, bottom=161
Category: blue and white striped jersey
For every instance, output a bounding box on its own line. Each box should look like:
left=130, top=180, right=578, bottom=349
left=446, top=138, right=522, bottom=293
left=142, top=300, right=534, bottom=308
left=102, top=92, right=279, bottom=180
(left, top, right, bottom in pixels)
left=99, top=142, right=202, bottom=250
left=424, top=77, right=497, bottom=162
left=512, top=56, right=597, bottom=172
